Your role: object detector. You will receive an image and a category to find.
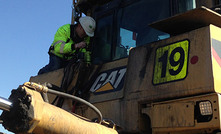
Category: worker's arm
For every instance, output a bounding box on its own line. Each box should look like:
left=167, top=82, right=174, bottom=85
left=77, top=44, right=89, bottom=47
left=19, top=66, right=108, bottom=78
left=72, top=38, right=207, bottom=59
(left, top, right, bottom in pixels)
left=52, top=24, right=76, bottom=55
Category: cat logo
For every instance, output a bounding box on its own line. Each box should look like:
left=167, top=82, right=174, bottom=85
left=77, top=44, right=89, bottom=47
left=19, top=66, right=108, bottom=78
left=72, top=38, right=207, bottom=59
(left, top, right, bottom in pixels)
left=90, top=66, right=127, bottom=94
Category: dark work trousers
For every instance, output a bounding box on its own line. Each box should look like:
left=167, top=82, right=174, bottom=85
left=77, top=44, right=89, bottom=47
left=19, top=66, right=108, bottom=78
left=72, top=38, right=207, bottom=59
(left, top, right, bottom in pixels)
left=38, top=54, right=68, bottom=75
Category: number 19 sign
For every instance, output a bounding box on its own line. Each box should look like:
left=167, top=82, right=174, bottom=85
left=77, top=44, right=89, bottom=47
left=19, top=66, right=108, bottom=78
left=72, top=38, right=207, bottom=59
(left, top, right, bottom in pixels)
left=153, top=40, right=189, bottom=85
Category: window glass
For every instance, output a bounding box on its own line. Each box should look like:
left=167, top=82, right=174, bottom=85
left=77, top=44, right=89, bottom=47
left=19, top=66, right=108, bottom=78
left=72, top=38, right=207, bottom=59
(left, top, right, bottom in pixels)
left=115, top=0, right=171, bottom=60
left=92, top=0, right=197, bottom=63
left=113, top=28, right=135, bottom=60
left=92, top=15, right=113, bottom=63
left=177, top=0, right=196, bottom=13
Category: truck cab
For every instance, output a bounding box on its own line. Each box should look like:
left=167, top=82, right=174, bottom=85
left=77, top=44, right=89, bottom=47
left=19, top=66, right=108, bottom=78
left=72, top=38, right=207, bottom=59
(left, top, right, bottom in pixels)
left=30, top=0, right=221, bottom=133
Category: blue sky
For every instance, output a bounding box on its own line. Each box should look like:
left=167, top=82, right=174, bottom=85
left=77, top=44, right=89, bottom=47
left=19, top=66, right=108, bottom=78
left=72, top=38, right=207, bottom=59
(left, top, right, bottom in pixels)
left=0, top=1, right=72, bottom=133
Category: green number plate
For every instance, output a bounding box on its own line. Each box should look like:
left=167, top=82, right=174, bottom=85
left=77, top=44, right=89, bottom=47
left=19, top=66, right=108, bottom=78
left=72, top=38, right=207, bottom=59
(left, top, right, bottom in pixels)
left=153, top=40, right=189, bottom=85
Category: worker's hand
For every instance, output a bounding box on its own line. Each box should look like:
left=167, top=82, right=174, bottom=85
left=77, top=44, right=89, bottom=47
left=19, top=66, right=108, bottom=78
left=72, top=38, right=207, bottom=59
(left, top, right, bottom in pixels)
left=75, top=42, right=86, bottom=49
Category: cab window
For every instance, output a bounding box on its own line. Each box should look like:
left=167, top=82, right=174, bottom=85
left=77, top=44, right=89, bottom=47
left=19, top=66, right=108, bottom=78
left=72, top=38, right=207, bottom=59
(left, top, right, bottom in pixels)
left=117, top=0, right=170, bottom=48
left=92, top=0, right=197, bottom=64
left=92, top=14, right=113, bottom=63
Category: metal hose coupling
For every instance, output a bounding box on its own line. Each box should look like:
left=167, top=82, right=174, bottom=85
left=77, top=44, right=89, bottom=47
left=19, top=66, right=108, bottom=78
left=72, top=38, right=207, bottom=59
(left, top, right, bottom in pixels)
left=0, top=97, right=12, bottom=112
left=23, top=82, right=48, bottom=93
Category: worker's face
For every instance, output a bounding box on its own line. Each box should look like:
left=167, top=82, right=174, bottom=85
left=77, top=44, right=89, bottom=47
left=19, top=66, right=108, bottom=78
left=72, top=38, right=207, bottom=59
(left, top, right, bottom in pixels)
left=77, top=24, right=87, bottom=38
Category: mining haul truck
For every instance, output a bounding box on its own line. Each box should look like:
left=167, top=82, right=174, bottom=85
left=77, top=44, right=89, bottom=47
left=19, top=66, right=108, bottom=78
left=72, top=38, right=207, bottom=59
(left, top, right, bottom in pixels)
left=2, top=0, right=221, bottom=134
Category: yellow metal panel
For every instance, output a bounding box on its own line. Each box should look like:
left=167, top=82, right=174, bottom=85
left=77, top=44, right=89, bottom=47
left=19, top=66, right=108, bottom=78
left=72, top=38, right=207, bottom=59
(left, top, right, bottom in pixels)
left=79, top=100, right=122, bottom=126
left=152, top=102, right=194, bottom=128
left=125, top=25, right=214, bottom=102
left=30, top=69, right=64, bottom=87
left=151, top=93, right=220, bottom=133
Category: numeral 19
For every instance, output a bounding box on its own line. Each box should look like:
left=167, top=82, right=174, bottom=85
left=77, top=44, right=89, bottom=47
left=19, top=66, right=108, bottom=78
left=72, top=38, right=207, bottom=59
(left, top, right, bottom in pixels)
left=158, top=47, right=185, bottom=78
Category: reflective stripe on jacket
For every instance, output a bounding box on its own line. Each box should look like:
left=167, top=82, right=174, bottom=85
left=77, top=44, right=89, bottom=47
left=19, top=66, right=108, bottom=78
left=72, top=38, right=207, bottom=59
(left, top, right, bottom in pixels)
left=50, top=24, right=90, bottom=60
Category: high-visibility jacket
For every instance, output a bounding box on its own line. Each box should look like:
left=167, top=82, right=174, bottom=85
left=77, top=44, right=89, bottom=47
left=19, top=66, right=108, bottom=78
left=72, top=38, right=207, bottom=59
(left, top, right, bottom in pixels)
left=50, top=24, right=90, bottom=61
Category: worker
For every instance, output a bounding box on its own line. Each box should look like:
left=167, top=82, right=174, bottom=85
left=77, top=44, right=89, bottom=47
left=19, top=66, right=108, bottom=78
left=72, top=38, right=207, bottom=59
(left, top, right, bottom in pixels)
left=38, top=16, right=96, bottom=75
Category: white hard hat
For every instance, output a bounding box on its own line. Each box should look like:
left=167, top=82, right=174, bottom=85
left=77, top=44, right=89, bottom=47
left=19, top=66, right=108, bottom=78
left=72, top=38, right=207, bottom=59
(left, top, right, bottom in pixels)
left=79, top=16, right=96, bottom=37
